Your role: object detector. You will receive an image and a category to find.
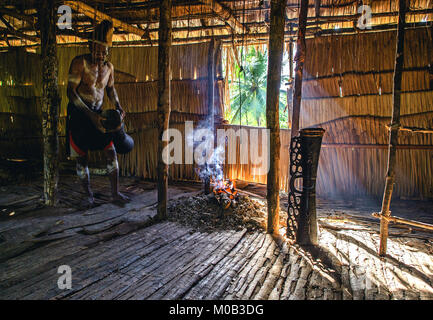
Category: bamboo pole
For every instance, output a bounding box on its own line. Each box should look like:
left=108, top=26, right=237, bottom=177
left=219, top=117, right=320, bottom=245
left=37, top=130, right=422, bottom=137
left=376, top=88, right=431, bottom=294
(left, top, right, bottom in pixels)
left=372, top=213, right=433, bottom=231
left=321, top=144, right=433, bottom=150
left=64, top=6, right=433, bottom=27
left=290, top=0, right=308, bottom=139
left=204, top=37, right=216, bottom=194
left=39, top=0, right=60, bottom=206
left=386, top=125, right=433, bottom=134
left=266, top=0, right=286, bottom=235
left=0, top=15, right=38, bottom=43
left=286, top=36, right=294, bottom=192
left=29, top=20, right=429, bottom=49
left=64, top=1, right=147, bottom=38
left=157, top=0, right=172, bottom=219
left=208, top=37, right=216, bottom=128
left=200, top=0, right=248, bottom=34
left=287, top=35, right=294, bottom=129
left=378, top=0, right=407, bottom=257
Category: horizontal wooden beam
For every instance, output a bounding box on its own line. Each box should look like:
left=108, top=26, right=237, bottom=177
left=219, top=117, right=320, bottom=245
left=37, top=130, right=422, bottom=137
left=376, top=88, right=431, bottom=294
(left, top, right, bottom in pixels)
left=0, top=16, right=38, bottom=42
left=321, top=143, right=433, bottom=150
left=372, top=212, right=433, bottom=231
left=385, top=125, right=433, bottom=134
left=134, top=8, right=432, bottom=36
left=4, top=22, right=431, bottom=49
left=301, top=88, right=433, bottom=100
left=303, top=66, right=430, bottom=82
left=64, top=1, right=147, bottom=38
left=111, top=22, right=431, bottom=46
left=0, top=8, right=37, bottom=26
left=200, top=0, right=248, bottom=34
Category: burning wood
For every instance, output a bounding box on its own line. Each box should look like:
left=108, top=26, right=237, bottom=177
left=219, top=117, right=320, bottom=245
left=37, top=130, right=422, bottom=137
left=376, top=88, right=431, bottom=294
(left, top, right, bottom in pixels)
left=211, top=178, right=239, bottom=210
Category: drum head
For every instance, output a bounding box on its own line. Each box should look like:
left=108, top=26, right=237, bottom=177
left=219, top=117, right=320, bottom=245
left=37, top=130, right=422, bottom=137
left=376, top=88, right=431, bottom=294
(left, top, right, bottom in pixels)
left=101, top=109, right=121, bottom=130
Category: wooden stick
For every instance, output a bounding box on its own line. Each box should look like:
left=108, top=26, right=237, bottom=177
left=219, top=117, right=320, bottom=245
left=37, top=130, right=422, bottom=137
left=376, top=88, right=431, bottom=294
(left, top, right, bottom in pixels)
left=39, top=0, right=60, bottom=206
left=157, top=0, right=172, bottom=219
left=286, top=35, right=294, bottom=127
left=378, top=0, right=407, bottom=257
left=0, top=15, right=38, bottom=42
left=31, top=21, right=428, bottom=49
left=265, top=0, right=286, bottom=235
left=66, top=6, right=433, bottom=27
left=207, top=37, right=216, bottom=129
left=0, top=8, right=37, bottom=26
left=321, top=144, right=433, bottom=150
left=385, top=124, right=433, bottom=134
left=372, top=213, right=433, bottom=231
left=64, top=1, right=147, bottom=38
left=200, top=0, right=248, bottom=34
left=0, top=195, right=41, bottom=207
left=290, top=0, right=308, bottom=139
left=204, top=37, right=216, bottom=195
left=285, top=35, right=294, bottom=192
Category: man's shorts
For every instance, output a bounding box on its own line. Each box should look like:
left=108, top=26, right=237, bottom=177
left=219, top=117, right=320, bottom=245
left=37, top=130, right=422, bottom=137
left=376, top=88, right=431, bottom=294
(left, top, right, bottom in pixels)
left=67, top=102, right=114, bottom=158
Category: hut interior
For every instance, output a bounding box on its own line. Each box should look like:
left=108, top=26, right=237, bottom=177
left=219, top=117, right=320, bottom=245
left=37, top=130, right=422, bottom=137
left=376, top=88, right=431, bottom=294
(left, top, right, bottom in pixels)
left=0, top=0, right=433, bottom=302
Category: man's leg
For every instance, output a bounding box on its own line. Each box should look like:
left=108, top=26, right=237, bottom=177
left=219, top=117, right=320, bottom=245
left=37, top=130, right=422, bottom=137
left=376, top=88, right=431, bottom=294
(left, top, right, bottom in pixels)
left=76, top=155, right=95, bottom=206
left=105, top=146, right=130, bottom=202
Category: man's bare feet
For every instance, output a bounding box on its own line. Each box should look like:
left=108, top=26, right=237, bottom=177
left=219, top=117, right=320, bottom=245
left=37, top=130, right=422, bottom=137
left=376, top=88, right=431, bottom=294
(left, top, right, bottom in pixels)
left=112, top=192, right=130, bottom=203
left=81, top=195, right=95, bottom=209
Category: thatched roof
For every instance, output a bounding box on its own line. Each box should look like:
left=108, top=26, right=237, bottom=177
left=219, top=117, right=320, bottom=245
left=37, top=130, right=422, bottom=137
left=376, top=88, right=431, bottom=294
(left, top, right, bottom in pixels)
left=0, top=0, right=432, bottom=49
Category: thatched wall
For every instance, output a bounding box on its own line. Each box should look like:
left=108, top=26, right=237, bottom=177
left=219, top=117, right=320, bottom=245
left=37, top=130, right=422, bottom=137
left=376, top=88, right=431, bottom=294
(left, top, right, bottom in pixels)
left=297, top=27, right=433, bottom=199
left=218, top=116, right=432, bottom=200
left=0, top=43, right=225, bottom=170
left=225, top=27, right=432, bottom=200
left=300, top=27, right=433, bottom=125
left=0, top=28, right=431, bottom=200
left=0, top=48, right=42, bottom=159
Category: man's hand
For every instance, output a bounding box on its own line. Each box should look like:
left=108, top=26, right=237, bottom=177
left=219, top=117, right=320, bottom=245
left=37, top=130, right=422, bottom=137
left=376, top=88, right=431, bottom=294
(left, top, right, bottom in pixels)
left=89, top=112, right=106, bottom=133
left=117, top=106, right=125, bottom=121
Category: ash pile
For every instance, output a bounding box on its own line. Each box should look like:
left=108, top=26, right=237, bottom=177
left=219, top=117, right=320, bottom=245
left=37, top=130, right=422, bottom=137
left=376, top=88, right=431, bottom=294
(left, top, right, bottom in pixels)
left=167, top=193, right=268, bottom=233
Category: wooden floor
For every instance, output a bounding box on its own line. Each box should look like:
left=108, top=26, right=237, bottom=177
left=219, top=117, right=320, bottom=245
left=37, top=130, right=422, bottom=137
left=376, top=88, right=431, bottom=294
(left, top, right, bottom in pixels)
left=1, top=174, right=433, bottom=300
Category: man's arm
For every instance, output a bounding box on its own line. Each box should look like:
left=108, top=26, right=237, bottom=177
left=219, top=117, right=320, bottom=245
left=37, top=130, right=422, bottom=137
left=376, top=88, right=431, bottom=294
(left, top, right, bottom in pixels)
left=106, top=63, right=125, bottom=120
left=67, top=57, right=105, bottom=132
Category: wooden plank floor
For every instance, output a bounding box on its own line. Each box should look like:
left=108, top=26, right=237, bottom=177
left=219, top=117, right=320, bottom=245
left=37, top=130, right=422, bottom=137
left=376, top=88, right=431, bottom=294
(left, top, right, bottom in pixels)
left=1, top=175, right=432, bottom=300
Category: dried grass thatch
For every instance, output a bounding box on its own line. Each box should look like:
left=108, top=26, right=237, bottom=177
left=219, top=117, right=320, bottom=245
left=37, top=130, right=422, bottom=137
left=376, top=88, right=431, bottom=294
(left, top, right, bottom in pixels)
left=0, top=8, right=432, bottom=200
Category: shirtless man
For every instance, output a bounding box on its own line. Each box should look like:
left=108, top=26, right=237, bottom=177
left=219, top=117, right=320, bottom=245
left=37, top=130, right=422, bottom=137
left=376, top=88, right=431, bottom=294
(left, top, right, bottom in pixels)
left=67, top=21, right=129, bottom=206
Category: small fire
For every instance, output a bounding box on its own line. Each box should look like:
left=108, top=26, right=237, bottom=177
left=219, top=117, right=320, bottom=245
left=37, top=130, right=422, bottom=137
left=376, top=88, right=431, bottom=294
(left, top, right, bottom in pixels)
left=211, top=177, right=239, bottom=210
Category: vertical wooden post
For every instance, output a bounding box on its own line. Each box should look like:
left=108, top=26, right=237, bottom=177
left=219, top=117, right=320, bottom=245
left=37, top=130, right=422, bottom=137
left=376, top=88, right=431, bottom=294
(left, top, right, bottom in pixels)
left=286, top=35, right=294, bottom=192
left=214, top=40, right=223, bottom=123
left=290, top=0, right=308, bottom=139
left=204, top=37, right=215, bottom=194
left=157, top=0, right=172, bottom=219
left=315, top=0, right=321, bottom=19
left=207, top=38, right=215, bottom=128
left=39, top=0, right=60, bottom=206
left=287, top=34, right=294, bottom=130
left=266, top=0, right=286, bottom=235
left=378, top=0, right=407, bottom=256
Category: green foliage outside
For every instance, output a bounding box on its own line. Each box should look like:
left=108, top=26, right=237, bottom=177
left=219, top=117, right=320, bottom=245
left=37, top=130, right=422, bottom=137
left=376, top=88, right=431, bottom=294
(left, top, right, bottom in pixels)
left=226, top=46, right=290, bottom=128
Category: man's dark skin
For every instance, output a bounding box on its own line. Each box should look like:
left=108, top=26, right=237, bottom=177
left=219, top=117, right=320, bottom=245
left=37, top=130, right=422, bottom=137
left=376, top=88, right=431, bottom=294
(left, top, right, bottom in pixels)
left=67, top=41, right=129, bottom=205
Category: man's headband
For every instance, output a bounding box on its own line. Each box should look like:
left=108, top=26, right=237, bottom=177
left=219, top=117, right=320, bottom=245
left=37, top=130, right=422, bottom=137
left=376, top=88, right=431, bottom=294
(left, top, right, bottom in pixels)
left=90, top=20, right=114, bottom=47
